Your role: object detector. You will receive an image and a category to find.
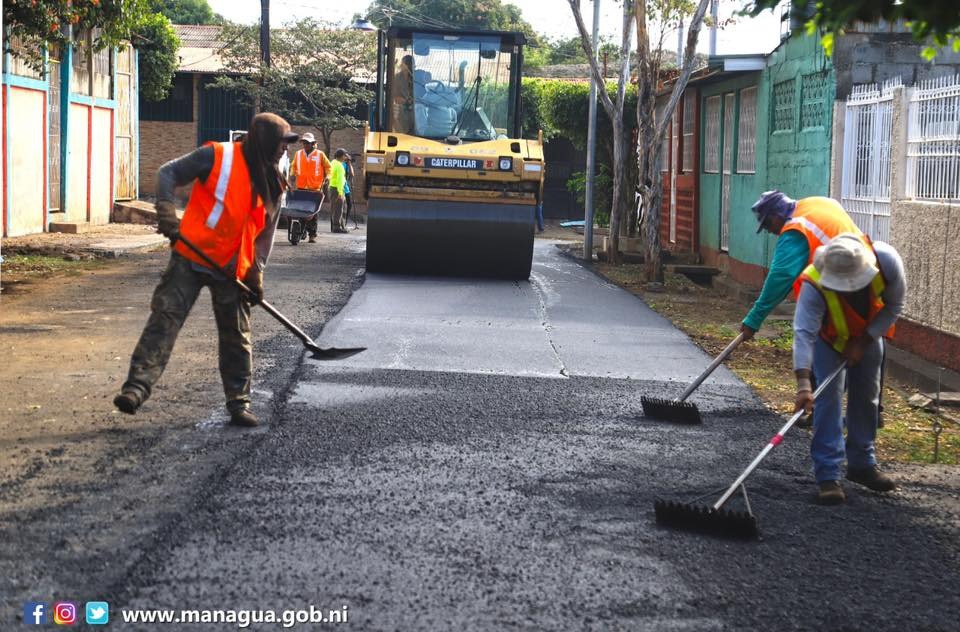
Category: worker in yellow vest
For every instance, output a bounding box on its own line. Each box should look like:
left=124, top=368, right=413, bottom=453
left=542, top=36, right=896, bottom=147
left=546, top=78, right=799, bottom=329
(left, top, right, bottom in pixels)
left=741, top=191, right=864, bottom=340
left=793, top=233, right=905, bottom=505
left=290, top=132, right=331, bottom=243
left=114, top=113, right=299, bottom=427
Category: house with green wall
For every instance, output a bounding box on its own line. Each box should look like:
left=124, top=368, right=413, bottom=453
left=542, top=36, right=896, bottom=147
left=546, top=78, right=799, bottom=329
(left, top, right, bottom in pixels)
left=695, top=32, right=835, bottom=288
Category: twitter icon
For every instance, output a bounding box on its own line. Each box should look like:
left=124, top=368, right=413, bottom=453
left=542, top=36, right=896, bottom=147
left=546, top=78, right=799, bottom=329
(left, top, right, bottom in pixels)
left=86, top=601, right=109, bottom=625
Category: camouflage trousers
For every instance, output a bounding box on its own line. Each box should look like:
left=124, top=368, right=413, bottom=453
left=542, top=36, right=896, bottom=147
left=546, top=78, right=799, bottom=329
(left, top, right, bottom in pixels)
left=122, top=253, right=253, bottom=412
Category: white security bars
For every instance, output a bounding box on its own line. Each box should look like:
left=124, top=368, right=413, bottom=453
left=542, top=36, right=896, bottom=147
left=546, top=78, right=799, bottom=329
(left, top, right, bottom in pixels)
left=907, top=74, right=960, bottom=202
left=840, top=78, right=900, bottom=242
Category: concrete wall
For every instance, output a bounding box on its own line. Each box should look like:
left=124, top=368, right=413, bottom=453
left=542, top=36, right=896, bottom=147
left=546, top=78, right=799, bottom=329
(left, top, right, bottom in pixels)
left=65, top=103, right=91, bottom=222
left=764, top=34, right=834, bottom=203
left=833, top=33, right=960, bottom=100
left=6, top=86, right=46, bottom=236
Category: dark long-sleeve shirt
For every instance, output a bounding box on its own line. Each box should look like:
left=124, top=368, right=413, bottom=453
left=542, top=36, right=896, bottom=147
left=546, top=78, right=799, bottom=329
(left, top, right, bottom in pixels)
left=157, top=145, right=281, bottom=273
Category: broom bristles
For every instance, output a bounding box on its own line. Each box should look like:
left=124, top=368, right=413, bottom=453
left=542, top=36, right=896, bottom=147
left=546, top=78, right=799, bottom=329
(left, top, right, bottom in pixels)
left=641, top=396, right=703, bottom=424
left=654, top=498, right=760, bottom=540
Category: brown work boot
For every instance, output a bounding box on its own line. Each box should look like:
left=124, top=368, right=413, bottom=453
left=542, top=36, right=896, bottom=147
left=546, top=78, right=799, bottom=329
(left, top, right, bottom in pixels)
left=308, top=235, right=317, bottom=243
left=228, top=407, right=258, bottom=427
left=846, top=466, right=896, bottom=492
left=113, top=389, right=144, bottom=415
left=817, top=481, right=846, bottom=505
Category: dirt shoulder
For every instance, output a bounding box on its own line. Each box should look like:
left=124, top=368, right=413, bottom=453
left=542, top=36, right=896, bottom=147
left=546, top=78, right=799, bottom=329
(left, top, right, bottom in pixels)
left=562, top=245, right=959, bottom=466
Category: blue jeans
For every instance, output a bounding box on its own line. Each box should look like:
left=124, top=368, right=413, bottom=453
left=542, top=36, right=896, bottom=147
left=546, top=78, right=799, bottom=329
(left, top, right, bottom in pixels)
left=811, top=337, right=883, bottom=483
left=535, top=203, right=544, bottom=232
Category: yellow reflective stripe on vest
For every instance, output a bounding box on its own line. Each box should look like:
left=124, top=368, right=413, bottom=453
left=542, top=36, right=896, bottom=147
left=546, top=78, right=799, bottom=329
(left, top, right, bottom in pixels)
left=803, top=265, right=849, bottom=353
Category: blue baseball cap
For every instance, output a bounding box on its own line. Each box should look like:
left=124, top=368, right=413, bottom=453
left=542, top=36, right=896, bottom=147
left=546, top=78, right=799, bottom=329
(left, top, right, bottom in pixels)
left=752, top=190, right=796, bottom=233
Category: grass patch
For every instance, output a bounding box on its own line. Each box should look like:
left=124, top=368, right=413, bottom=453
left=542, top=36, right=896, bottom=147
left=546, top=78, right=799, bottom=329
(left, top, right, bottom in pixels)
left=2, top=253, right=105, bottom=277
left=590, top=261, right=959, bottom=465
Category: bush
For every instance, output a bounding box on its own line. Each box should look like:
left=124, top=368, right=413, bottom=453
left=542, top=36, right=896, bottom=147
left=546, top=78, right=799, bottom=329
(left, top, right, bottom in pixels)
left=566, top=165, right=612, bottom=227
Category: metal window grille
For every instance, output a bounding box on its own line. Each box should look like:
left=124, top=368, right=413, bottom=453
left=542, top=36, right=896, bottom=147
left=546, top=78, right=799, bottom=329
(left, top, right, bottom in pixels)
left=682, top=91, right=696, bottom=172
left=772, top=79, right=795, bottom=132
left=721, top=93, right=735, bottom=251
left=703, top=95, right=721, bottom=172
left=737, top=86, right=757, bottom=173
left=906, top=74, right=960, bottom=201
left=801, top=71, right=829, bottom=130
left=841, top=79, right=900, bottom=242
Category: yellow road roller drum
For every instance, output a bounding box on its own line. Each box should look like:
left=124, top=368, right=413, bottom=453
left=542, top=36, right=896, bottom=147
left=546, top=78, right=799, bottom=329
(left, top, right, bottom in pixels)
left=363, top=27, right=545, bottom=279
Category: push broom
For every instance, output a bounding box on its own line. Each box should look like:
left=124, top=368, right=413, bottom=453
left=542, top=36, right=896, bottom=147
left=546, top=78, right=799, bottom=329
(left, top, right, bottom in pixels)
left=654, top=361, right=846, bottom=539
left=641, top=332, right=746, bottom=424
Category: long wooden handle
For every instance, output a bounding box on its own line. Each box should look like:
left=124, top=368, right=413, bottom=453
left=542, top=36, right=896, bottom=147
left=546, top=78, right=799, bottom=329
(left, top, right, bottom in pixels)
left=677, top=332, right=746, bottom=403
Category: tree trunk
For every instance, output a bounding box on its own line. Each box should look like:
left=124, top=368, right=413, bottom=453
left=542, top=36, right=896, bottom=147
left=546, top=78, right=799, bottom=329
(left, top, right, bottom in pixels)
left=319, top=128, right=333, bottom=157
left=605, top=118, right=626, bottom=263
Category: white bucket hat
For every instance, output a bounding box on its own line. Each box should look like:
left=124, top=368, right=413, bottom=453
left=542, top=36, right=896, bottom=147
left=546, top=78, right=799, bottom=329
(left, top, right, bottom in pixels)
left=301, top=132, right=316, bottom=143
left=813, top=233, right=879, bottom=292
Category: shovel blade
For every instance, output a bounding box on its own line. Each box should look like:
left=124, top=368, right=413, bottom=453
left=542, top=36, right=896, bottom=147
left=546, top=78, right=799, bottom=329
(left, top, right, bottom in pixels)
left=641, top=396, right=702, bottom=424
left=306, top=344, right=366, bottom=360
left=654, top=498, right=759, bottom=540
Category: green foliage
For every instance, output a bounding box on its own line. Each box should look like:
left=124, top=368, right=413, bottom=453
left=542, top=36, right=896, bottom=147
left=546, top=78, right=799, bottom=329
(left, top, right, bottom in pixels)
left=135, top=13, right=180, bottom=101
left=212, top=19, right=376, bottom=150
left=566, top=166, right=612, bottom=227
left=149, top=0, right=220, bottom=25
left=365, top=0, right=541, bottom=46
left=746, top=0, right=960, bottom=58
left=4, top=0, right=151, bottom=68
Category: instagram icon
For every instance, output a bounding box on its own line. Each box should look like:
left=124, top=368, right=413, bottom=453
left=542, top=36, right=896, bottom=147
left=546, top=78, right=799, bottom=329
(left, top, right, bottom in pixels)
left=54, top=602, right=77, bottom=625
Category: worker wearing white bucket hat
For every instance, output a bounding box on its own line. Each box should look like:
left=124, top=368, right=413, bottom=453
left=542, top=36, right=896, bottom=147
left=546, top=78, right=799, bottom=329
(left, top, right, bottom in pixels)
left=792, top=233, right=907, bottom=505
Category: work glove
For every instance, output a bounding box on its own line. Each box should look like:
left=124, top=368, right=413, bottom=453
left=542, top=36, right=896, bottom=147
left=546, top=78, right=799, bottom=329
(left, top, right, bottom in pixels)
left=155, top=201, right=180, bottom=241
left=739, top=322, right=756, bottom=341
left=794, top=375, right=814, bottom=414
left=244, top=268, right=264, bottom=305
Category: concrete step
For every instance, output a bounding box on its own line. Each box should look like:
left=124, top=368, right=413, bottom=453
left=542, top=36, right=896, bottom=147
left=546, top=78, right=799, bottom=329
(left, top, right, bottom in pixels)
left=112, top=199, right=158, bottom=224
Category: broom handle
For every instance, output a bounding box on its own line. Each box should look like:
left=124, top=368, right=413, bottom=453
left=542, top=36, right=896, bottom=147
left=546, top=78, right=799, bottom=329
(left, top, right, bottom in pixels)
left=712, top=361, right=846, bottom=511
left=677, top=332, right=746, bottom=402
left=172, top=232, right=319, bottom=348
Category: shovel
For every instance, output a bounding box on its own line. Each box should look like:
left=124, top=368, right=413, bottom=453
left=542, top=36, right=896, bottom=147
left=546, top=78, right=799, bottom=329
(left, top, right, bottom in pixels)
left=641, top=332, right=746, bottom=424
left=654, top=361, right=846, bottom=540
left=174, top=232, right=365, bottom=360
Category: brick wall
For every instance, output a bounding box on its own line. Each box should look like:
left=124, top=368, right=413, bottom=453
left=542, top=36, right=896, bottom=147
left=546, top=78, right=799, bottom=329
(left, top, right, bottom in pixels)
left=139, top=120, right=197, bottom=200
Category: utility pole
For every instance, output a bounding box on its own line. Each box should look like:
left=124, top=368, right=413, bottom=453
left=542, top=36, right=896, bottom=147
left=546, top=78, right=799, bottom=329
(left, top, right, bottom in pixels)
left=584, top=0, right=601, bottom=262
left=260, top=0, right=271, bottom=67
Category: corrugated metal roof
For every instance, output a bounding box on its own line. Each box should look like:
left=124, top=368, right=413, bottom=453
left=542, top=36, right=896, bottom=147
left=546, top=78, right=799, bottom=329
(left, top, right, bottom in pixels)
left=173, top=25, right=224, bottom=49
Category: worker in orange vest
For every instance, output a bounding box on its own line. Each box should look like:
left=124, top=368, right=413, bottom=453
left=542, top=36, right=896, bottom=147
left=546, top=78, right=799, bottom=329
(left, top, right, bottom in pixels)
left=290, top=132, right=331, bottom=243
left=792, top=233, right=905, bottom=504
left=740, top=191, right=864, bottom=340
left=113, top=113, right=300, bottom=427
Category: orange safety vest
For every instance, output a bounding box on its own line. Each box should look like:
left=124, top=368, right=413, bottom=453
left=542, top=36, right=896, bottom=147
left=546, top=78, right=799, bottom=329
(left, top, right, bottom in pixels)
left=174, top=141, right=265, bottom=280
left=800, top=258, right=896, bottom=353
left=780, top=197, right=864, bottom=298
left=293, top=148, right=329, bottom=191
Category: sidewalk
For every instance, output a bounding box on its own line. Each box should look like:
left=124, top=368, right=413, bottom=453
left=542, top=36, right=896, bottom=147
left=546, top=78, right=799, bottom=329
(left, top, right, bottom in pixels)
left=2, top=222, right=168, bottom=258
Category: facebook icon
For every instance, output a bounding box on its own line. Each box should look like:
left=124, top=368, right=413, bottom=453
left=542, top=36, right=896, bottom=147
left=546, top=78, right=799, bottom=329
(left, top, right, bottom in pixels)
left=23, top=602, right=47, bottom=625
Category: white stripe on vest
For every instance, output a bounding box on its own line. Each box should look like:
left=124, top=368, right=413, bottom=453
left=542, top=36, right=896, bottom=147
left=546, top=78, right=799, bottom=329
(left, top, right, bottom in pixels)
left=785, top=216, right=832, bottom=246
left=206, top=142, right=235, bottom=229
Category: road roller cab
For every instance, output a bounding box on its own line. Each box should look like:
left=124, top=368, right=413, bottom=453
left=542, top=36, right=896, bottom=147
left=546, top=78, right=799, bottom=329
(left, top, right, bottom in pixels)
left=363, top=27, right=545, bottom=279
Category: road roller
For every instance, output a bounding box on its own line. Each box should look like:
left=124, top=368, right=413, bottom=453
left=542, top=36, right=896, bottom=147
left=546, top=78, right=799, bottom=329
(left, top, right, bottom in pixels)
left=362, top=26, right=545, bottom=279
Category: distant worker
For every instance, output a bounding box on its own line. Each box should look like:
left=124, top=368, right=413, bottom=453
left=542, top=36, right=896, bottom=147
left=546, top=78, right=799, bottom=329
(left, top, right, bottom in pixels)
left=290, top=132, right=331, bottom=243
left=792, top=233, right=905, bottom=504
left=740, top=192, right=863, bottom=340
left=114, top=113, right=299, bottom=427
left=391, top=54, right=415, bottom=133
left=328, top=148, right=349, bottom=233
left=341, top=154, right=356, bottom=229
